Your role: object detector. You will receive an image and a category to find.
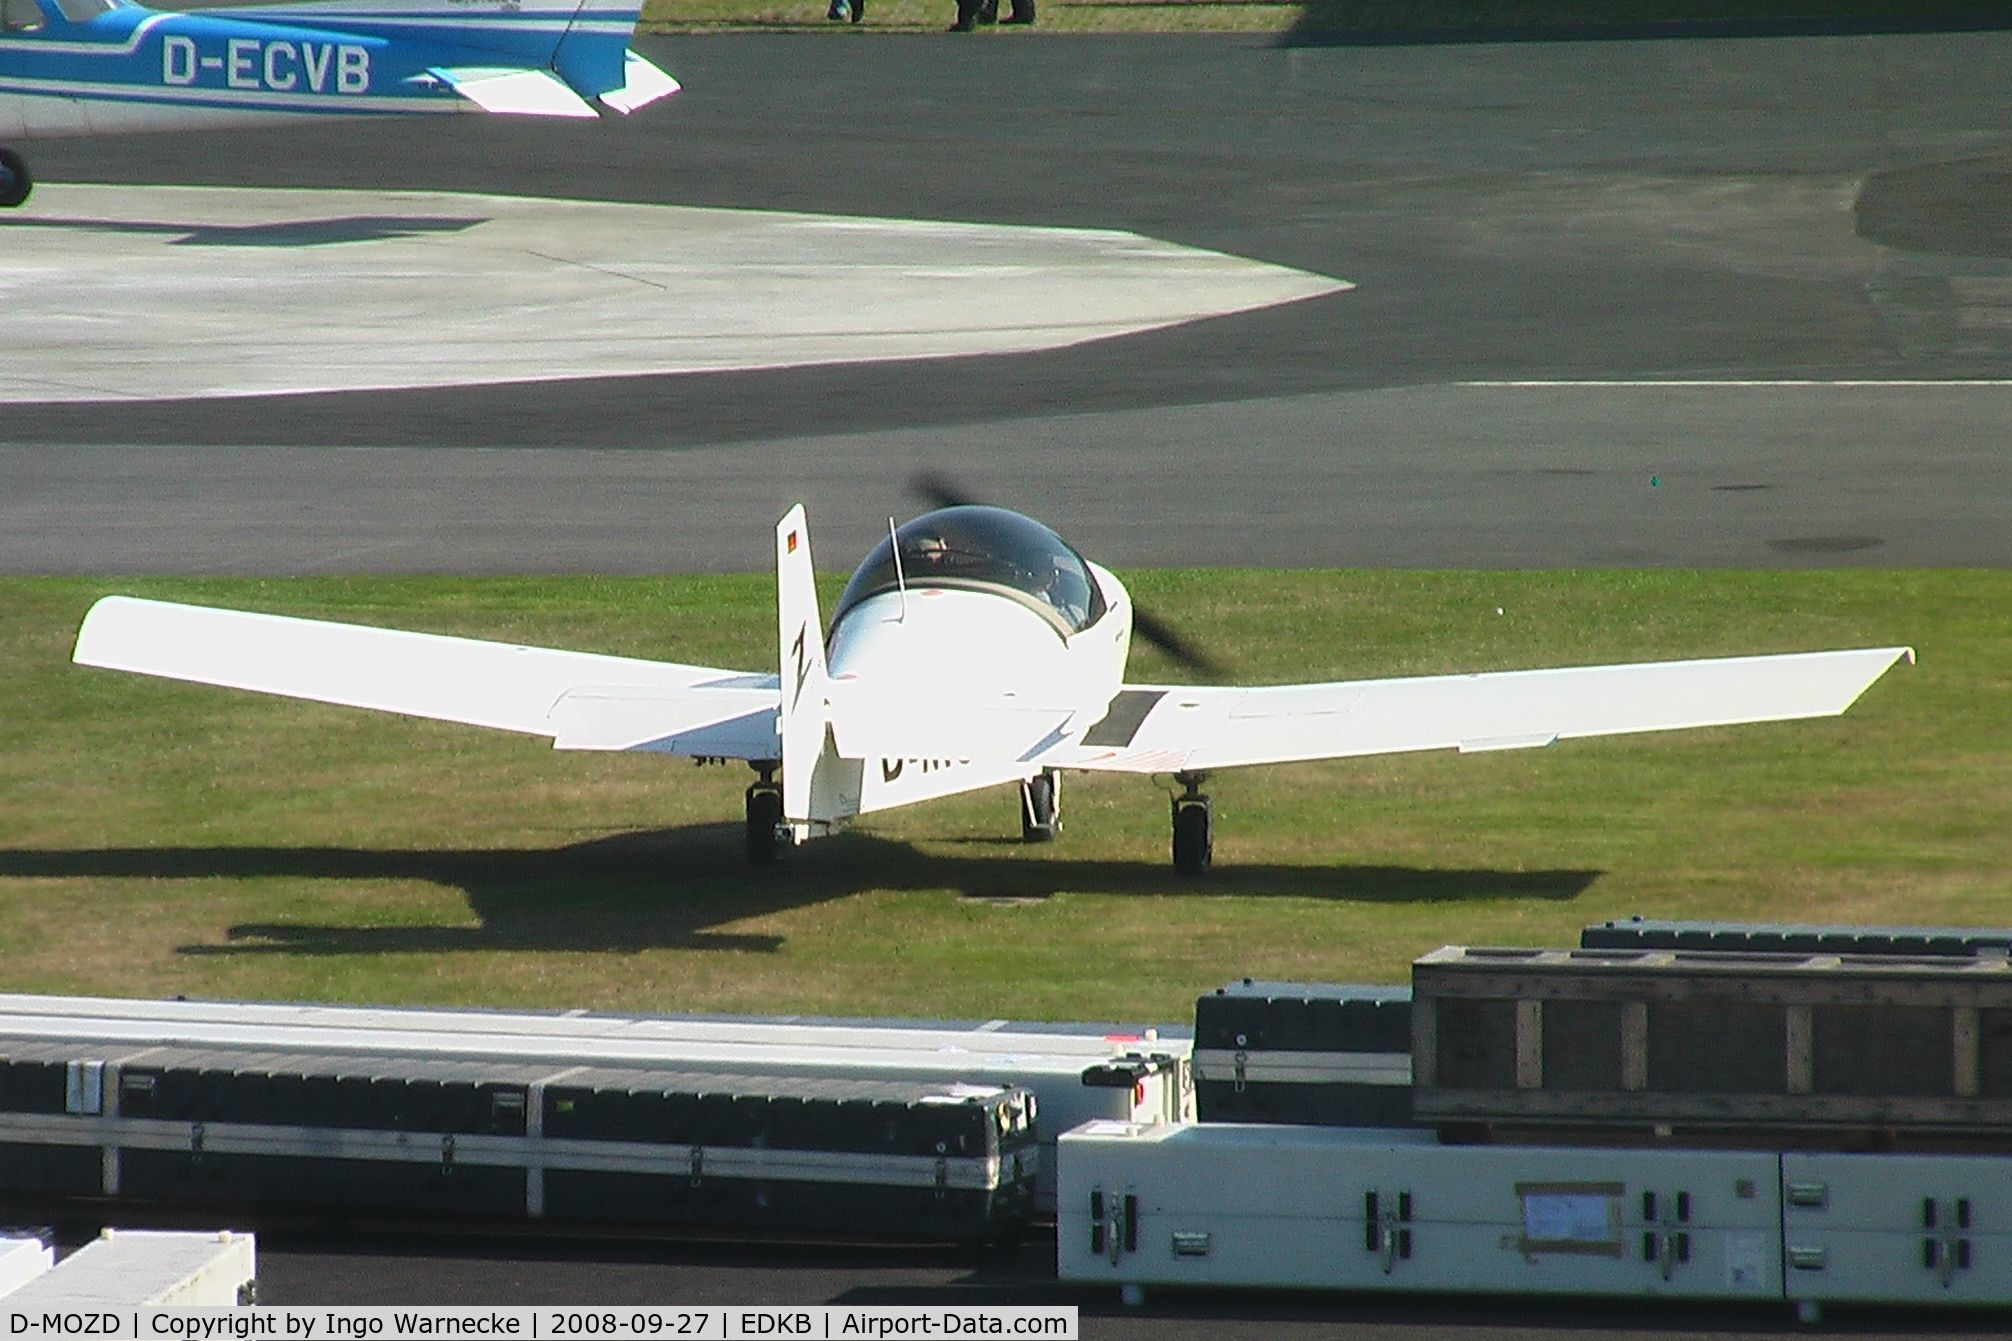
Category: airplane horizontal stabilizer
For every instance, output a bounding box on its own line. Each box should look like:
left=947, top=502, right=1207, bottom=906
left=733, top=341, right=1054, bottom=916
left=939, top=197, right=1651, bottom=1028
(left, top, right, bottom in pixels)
left=1051, top=646, right=1914, bottom=773
left=430, top=67, right=599, bottom=118
left=73, top=596, right=762, bottom=742
left=597, top=52, right=681, bottom=114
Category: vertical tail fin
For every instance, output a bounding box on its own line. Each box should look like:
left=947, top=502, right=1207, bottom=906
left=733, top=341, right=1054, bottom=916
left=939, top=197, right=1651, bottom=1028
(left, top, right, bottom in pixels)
left=553, top=6, right=679, bottom=107
left=775, top=505, right=829, bottom=829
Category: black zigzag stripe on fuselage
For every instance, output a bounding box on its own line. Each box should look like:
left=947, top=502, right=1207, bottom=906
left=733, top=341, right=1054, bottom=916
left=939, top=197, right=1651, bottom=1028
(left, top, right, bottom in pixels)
left=1081, top=689, right=1166, bottom=747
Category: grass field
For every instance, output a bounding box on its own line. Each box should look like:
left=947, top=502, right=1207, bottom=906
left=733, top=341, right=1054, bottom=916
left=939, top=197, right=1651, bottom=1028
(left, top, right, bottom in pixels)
left=639, top=0, right=2012, bottom=38
left=2, top=571, right=2003, bottom=1024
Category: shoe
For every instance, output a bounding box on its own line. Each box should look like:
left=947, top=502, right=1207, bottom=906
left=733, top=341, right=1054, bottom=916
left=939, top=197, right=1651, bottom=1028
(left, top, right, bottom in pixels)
left=947, top=17, right=972, bottom=27
left=1001, top=10, right=1031, bottom=20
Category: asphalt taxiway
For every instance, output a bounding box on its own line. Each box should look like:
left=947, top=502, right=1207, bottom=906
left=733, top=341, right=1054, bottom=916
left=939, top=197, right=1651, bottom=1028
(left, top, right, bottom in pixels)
left=9, top=30, right=2012, bottom=570
left=10, top=25, right=2012, bottom=1334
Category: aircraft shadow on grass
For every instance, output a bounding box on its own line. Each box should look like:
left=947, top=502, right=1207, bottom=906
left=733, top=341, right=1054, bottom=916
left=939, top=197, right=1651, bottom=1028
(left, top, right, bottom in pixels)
left=0, top=827, right=1599, bottom=959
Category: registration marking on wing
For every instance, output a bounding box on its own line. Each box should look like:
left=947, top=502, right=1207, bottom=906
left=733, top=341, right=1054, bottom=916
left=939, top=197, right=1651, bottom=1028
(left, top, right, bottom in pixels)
left=1081, top=747, right=1190, bottom=772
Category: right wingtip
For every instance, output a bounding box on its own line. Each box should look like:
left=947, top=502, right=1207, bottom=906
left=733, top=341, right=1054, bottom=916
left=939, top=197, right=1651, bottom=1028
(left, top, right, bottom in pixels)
left=73, top=594, right=136, bottom=665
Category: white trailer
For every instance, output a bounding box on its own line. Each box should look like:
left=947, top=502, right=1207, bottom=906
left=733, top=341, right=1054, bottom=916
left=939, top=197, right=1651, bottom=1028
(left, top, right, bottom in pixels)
left=1781, top=1151, right=2012, bottom=1307
left=1059, top=1122, right=1783, bottom=1302
left=0, top=1233, right=54, bottom=1298
left=0, top=993, right=1188, bottom=1214
left=3, top=1229, right=253, bottom=1307
left=1060, top=1121, right=2012, bottom=1310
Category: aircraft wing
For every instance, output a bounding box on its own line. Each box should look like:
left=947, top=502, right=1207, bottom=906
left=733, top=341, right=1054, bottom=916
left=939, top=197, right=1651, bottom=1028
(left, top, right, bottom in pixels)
left=73, top=597, right=779, bottom=760
left=1044, top=646, right=1914, bottom=774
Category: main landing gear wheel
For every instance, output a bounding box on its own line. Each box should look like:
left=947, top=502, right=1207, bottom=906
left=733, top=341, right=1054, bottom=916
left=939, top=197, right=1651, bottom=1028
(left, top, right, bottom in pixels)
left=1170, top=772, right=1212, bottom=875
left=745, top=764, right=784, bottom=864
left=1020, top=769, right=1061, bottom=843
left=0, top=148, right=30, bottom=210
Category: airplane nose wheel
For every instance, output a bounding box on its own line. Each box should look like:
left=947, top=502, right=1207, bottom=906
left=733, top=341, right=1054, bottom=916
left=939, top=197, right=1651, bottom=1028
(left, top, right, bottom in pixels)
left=1019, top=769, right=1061, bottom=843
left=0, top=148, right=30, bottom=209
left=745, top=763, right=784, bottom=864
left=1170, top=771, right=1212, bottom=875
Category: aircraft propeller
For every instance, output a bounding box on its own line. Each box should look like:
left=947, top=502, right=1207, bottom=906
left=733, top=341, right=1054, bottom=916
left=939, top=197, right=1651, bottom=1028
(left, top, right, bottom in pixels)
left=908, top=472, right=1229, bottom=679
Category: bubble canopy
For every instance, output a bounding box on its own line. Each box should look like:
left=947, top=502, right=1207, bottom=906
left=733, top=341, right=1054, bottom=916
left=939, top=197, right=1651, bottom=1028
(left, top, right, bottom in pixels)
left=832, top=506, right=1108, bottom=636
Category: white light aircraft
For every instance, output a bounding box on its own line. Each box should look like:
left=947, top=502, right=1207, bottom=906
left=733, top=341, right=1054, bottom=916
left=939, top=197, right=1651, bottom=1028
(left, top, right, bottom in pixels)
left=72, top=503, right=1912, bottom=873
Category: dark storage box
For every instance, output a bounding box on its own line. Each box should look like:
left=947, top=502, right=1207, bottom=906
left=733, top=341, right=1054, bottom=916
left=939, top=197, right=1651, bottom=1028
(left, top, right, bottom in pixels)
left=1194, top=980, right=1413, bottom=1127
left=0, top=1040, right=1037, bottom=1242
left=117, top=1050, right=535, bottom=1136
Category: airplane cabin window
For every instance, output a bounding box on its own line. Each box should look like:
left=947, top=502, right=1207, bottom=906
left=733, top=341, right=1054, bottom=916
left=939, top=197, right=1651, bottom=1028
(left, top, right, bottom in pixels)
left=53, top=0, right=114, bottom=18
left=832, top=505, right=1106, bottom=636
left=2, top=0, right=47, bottom=31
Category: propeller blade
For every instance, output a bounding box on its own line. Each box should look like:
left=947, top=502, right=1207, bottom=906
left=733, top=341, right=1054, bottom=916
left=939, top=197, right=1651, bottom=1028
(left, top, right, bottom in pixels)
left=1132, top=605, right=1230, bottom=680
left=910, top=472, right=981, bottom=511
left=908, top=471, right=1231, bottom=679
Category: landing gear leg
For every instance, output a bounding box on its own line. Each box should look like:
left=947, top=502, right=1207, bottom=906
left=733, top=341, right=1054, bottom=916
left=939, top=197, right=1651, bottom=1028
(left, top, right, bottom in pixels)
left=745, top=761, right=784, bottom=864
left=1019, top=769, right=1061, bottom=843
left=0, top=148, right=31, bottom=210
left=1170, top=771, right=1212, bottom=875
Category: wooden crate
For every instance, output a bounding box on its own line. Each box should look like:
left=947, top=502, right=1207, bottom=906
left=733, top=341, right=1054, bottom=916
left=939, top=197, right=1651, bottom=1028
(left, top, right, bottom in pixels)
left=1412, top=945, right=2012, bottom=1132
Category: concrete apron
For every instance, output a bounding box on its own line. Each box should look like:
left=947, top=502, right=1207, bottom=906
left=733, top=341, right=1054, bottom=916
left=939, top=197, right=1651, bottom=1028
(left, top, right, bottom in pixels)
left=1, top=184, right=1351, bottom=403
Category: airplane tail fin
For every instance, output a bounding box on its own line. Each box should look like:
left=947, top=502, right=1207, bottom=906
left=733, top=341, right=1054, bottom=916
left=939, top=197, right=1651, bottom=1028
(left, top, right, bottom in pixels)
left=775, top=505, right=830, bottom=830
left=552, top=10, right=678, bottom=109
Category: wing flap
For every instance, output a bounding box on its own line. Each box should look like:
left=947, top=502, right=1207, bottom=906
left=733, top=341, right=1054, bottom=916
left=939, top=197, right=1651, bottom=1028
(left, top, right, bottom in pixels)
left=826, top=691, right=1077, bottom=764
left=73, top=596, right=764, bottom=741
left=1050, top=646, right=1913, bottom=773
left=551, top=688, right=779, bottom=758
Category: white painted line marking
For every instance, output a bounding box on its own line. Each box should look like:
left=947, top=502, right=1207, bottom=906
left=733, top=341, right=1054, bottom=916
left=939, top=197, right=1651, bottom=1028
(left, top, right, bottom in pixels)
left=1461, top=379, right=2012, bottom=388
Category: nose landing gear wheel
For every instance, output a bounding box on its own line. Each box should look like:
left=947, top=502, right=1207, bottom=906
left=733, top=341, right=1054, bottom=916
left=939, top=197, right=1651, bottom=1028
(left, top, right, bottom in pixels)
left=1170, top=772, right=1212, bottom=875
left=1020, top=769, right=1061, bottom=843
left=0, top=148, right=30, bottom=209
left=745, top=764, right=784, bottom=864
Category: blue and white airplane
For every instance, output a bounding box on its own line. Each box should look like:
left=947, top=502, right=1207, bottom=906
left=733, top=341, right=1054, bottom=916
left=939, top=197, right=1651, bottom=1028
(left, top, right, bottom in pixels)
left=0, top=0, right=678, bottom=207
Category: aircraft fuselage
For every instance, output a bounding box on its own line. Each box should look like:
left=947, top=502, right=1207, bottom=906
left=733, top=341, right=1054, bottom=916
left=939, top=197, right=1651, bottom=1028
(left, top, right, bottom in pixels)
left=778, top=506, right=1138, bottom=833
left=0, top=4, right=468, bottom=142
